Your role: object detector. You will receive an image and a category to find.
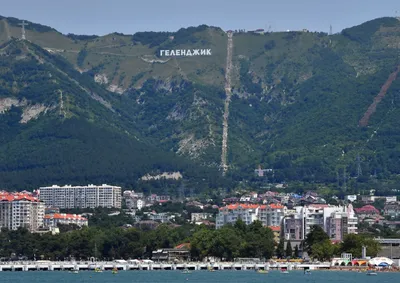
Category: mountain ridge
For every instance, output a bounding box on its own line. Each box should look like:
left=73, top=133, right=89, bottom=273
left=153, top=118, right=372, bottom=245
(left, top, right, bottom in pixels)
left=1, top=16, right=400, bottom=192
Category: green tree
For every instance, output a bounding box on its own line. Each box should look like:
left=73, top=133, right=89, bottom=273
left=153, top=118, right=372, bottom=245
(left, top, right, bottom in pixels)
left=340, top=234, right=380, bottom=258
left=304, top=225, right=329, bottom=256
left=294, top=245, right=300, bottom=258
left=190, top=228, right=215, bottom=261
left=285, top=239, right=293, bottom=258
left=276, top=238, right=285, bottom=258
left=311, top=239, right=334, bottom=261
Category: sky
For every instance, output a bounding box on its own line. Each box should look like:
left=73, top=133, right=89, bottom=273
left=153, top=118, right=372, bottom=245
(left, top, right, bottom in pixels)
left=1, top=0, right=400, bottom=35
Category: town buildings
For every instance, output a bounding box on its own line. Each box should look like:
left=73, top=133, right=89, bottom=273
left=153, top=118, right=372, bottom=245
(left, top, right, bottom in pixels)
left=0, top=192, right=45, bottom=232
left=284, top=204, right=358, bottom=241
left=191, top=212, right=213, bottom=223
left=384, top=202, right=400, bottom=219
left=38, top=184, right=122, bottom=209
left=43, top=213, right=88, bottom=228
left=216, top=203, right=286, bottom=229
left=354, top=205, right=380, bottom=220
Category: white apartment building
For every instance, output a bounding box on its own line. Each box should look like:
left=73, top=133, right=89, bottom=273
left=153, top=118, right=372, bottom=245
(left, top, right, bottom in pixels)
left=216, top=203, right=286, bottom=229
left=0, top=192, right=45, bottom=232
left=191, top=212, right=213, bottom=223
left=126, top=197, right=145, bottom=210
left=38, top=184, right=122, bottom=209
left=44, top=213, right=88, bottom=227
left=284, top=204, right=358, bottom=241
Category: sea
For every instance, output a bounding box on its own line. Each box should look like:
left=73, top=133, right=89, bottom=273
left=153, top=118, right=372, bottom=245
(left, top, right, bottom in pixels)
left=0, top=270, right=398, bottom=283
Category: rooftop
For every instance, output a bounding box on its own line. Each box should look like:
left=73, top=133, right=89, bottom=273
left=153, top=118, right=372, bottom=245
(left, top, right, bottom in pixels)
left=0, top=192, right=40, bottom=202
left=44, top=213, right=87, bottom=221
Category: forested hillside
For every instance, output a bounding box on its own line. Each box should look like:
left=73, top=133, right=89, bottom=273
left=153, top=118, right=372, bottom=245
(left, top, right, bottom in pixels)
left=1, top=16, right=400, bottom=192
left=0, top=39, right=223, bottom=191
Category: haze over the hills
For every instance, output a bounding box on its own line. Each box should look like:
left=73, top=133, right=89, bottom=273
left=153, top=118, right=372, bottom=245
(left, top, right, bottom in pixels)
left=1, top=0, right=400, bottom=35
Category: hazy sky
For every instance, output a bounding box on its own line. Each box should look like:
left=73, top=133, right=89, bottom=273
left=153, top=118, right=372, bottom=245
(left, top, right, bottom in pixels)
left=2, top=0, right=399, bottom=35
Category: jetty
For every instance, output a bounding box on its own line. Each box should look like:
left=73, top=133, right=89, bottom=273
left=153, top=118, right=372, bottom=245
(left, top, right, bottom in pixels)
left=0, top=261, right=331, bottom=272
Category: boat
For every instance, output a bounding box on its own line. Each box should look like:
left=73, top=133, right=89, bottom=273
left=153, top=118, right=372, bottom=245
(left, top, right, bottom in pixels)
left=281, top=267, right=289, bottom=274
left=94, top=267, right=103, bottom=273
left=69, top=270, right=79, bottom=274
left=366, top=270, right=377, bottom=276
left=207, top=266, right=216, bottom=272
left=257, top=269, right=268, bottom=274
left=182, top=268, right=192, bottom=274
left=112, top=267, right=118, bottom=274
left=304, top=270, right=311, bottom=275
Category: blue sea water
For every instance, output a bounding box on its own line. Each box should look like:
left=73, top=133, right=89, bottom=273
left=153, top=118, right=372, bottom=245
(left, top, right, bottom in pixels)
left=0, top=270, right=399, bottom=283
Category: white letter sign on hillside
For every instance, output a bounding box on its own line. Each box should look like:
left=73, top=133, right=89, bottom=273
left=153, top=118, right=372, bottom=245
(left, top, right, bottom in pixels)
left=159, top=49, right=212, bottom=57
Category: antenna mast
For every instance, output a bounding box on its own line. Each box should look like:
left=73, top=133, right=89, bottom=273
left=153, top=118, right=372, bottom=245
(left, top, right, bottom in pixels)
left=18, top=20, right=29, bottom=40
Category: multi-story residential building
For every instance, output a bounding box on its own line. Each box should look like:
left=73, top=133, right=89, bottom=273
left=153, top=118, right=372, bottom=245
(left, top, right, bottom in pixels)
left=268, top=226, right=281, bottom=244
left=0, top=192, right=45, bottom=232
left=384, top=202, right=400, bottom=218
left=125, top=197, right=145, bottom=210
left=326, top=208, right=358, bottom=241
left=361, top=196, right=397, bottom=204
left=284, top=204, right=358, bottom=241
left=38, top=184, right=121, bottom=209
left=191, top=212, right=213, bottom=223
left=216, top=203, right=286, bottom=229
left=43, top=213, right=88, bottom=227
left=146, top=194, right=171, bottom=203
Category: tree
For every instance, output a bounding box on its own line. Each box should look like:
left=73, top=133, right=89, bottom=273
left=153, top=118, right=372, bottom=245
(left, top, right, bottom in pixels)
left=285, top=240, right=293, bottom=258
left=304, top=225, right=329, bottom=255
left=190, top=228, right=215, bottom=261
left=311, top=239, right=334, bottom=261
left=276, top=238, right=285, bottom=258
left=294, top=245, right=299, bottom=258
left=340, top=234, right=380, bottom=258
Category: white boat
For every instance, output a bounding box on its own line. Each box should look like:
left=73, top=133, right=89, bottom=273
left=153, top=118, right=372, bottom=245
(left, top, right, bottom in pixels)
left=366, top=271, right=377, bottom=276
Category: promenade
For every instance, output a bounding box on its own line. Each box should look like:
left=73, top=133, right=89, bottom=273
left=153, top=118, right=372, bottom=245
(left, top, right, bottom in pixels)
left=0, top=261, right=331, bottom=272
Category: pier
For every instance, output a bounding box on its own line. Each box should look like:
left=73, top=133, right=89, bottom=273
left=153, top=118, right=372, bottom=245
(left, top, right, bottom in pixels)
left=0, top=261, right=331, bottom=272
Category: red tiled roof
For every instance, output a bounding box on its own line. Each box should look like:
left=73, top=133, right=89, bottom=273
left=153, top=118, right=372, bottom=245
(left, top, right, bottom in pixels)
left=44, top=213, right=87, bottom=221
left=220, top=203, right=265, bottom=210
left=219, top=203, right=284, bottom=211
left=268, top=226, right=281, bottom=232
left=0, top=192, right=40, bottom=202
left=270, top=204, right=284, bottom=209
left=354, top=205, right=379, bottom=214
left=175, top=243, right=191, bottom=249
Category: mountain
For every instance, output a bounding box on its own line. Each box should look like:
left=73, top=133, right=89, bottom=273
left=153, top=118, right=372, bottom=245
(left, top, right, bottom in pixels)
left=0, top=38, right=223, bottom=191
left=1, top=15, right=400, bottom=192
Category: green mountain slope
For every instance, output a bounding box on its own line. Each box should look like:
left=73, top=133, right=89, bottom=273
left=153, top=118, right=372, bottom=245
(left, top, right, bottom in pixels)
left=1, top=15, right=400, bottom=190
left=0, top=39, right=222, bottom=190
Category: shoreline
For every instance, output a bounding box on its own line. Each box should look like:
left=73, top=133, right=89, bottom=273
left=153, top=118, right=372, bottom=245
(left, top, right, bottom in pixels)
left=0, top=261, right=398, bottom=272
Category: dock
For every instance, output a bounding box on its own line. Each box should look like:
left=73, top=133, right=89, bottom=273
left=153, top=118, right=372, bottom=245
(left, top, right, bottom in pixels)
left=0, top=261, right=331, bottom=272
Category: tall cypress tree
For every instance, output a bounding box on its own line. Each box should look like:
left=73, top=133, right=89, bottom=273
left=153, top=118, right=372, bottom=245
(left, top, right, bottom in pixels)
left=285, top=239, right=293, bottom=258
left=276, top=238, right=285, bottom=258
left=294, top=244, right=300, bottom=258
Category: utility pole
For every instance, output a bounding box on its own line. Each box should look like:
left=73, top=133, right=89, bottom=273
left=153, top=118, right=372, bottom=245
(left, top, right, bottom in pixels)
left=18, top=20, right=28, bottom=40
left=329, top=25, right=333, bottom=36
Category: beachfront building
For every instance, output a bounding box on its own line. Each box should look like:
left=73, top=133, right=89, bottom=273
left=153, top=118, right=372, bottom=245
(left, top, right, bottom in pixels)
left=284, top=204, right=358, bottom=241
left=216, top=203, right=286, bottom=229
left=0, top=192, right=45, bottom=232
left=43, top=213, right=88, bottom=228
left=38, top=184, right=122, bottom=209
